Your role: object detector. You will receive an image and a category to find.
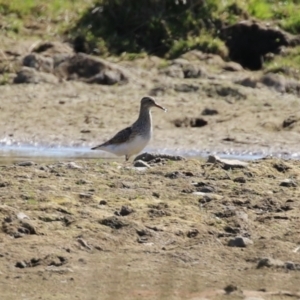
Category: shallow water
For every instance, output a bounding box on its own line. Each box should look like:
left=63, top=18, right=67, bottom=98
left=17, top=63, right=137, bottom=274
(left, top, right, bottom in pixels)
left=0, top=143, right=298, bottom=164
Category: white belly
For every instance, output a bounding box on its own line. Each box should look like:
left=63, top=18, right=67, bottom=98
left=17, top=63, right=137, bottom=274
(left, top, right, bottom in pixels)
left=100, top=135, right=150, bottom=157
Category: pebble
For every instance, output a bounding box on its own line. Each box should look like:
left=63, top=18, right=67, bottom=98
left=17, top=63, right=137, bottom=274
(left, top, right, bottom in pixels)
left=224, top=284, right=238, bottom=294
left=187, top=229, right=199, bottom=238
left=79, top=193, right=93, bottom=199
left=15, top=261, right=27, bottom=268
left=133, top=160, right=151, bottom=168
left=228, top=236, right=253, bottom=247
left=45, top=266, right=73, bottom=273
left=257, top=257, right=300, bottom=270
left=257, top=257, right=284, bottom=268
left=233, top=176, right=246, bottom=183
left=77, top=238, right=92, bottom=250
left=17, top=212, right=30, bottom=220
left=66, top=162, right=82, bottom=169
left=17, top=161, right=35, bottom=167
left=207, top=155, right=248, bottom=169
left=197, top=186, right=215, bottom=193
left=152, top=192, right=160, bottom=198
left=117, top=206, right=134, bottom=217
left=293, top=246, right=300, bottom=253
left=134, top=152, right=185, bottom=162
left=280, top=179, right=297, bottom=187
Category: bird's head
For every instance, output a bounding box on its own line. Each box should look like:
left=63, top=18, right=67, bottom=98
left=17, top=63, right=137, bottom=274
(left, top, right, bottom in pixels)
left=140, top=97, right=166, bottom=111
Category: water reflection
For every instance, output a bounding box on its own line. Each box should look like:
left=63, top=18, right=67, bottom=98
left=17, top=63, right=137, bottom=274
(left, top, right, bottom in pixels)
left=0, top=144, right=297, bottom=164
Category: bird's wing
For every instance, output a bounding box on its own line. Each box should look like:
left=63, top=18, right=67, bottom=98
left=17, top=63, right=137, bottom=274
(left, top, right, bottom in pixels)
left=91, top=126, right=133, bottom=149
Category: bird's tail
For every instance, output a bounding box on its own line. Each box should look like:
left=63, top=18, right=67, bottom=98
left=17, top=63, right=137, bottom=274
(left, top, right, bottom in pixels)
left=91, top=145, right=102, bottom=150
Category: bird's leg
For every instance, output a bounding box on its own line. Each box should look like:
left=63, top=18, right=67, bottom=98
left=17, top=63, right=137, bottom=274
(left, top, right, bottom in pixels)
left=125, top=155, right=129, bottom=161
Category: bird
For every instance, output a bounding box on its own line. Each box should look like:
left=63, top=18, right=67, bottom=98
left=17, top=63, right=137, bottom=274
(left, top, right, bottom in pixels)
left=91, top=96, right=166, bottom=161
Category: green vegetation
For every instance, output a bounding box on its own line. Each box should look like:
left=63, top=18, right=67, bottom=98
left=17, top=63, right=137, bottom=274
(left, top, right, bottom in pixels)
left=0, top=0, right=92, bottom=37
left=265, top=45, right=300, bottom=77
left=1, top=0, right=300, bottom=60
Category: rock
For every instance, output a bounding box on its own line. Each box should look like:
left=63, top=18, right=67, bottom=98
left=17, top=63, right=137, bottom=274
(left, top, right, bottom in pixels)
left=17, top=161, right=35, bottom=167
left=259, top=73, right=286, bottom=93
left=273, top=162, right=291, bottom=173
left=215, top=86, right=246, bottom=100
left=77, top=238, right=92, bottom=250
left=56, top=53, right=129, bottom=85
left=207, top=155, right=248, bottom=170
left=152, top=192, right=160, bottom=198
left=201, top=108, right=218, bottom=116
left=280, top=179, right=297, bottom=187
left=149, top=86, right=166, bottom=96
left=66, top=162, right=82, bottom=169
left=257, top=258, right=300, bottom=271
left=31, top=41, right=73, bottom=55
left=17, top=212, right=30, bottom=220
left=76, top=179, right=88, bottom=185
left=45, top=267, right=73, bottom=274
left=193, top=183, right=215, bottom=193
left=99, top=216, right=129, bottom=229
left=174, top=83, right=199, bottom=93
left=23, top=53, right=54, bottom=73
left=13, top=67, right=58, bottom=84
left=233, top=177, right=246, bottom=183
left=99, top=200, right=107, bottom=205
left=228, top=236, right=253, bottom=247
left=224, top=284, right=238, bottom=294
left=160, top=65, right=184, bottom=78
left=282, top=115, right=298, bottom=128
left=187, top=229, right=199, bottom=238
left=134, top=152, right=185, bottom=163
left=79, top=193, right=93, bottom=199
left=118, top=206, right=134, bottom=217
left=173, top=117, right=208, bottom=128
left=181, top=51, right=225, bottom=66
left=165, top=171, right=182, bottom=179
left=182, top=64, right=207, bottom=78
left=284, top=261, right=300, bottom=270
left=133, top=160, right=151, bottom=168
left=0, top=181, right=9, bottom=188
left=15, top=261, right=27, bottom=268
left=234, top=76, right=258, bottom=88
left=171, top=58, right=190, bottom=67
left=53, top=53, right=71, bottom=68
left=293, top=246, right=300, bottom=253
left=222, top=62, right=243, bottom=72
left=257, top=257, right=285, bottom=268
left=20, top=221, right=37, bottom=235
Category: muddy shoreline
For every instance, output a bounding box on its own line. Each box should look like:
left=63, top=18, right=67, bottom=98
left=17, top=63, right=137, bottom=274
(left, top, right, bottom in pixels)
left=1, top=39, right=300, bottom=299
left=0, top=156, right=300, bottom=299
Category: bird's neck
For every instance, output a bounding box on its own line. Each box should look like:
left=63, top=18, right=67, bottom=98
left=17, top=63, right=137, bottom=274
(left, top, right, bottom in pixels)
left=137, top=106, right=152, bottom=130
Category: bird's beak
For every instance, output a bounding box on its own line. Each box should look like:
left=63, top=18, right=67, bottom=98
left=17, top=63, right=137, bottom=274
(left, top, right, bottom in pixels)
left=154, top=102, right=167, bottom=112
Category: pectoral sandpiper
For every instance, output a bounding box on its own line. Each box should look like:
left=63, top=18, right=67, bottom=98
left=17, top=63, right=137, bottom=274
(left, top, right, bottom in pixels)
left=91, top=96, right=166, bottom=161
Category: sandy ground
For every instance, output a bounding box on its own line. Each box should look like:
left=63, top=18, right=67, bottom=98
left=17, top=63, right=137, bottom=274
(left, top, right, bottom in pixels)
left=0, top=157, right=300, bottom=300
left=0, top=47, right=300, bottom=157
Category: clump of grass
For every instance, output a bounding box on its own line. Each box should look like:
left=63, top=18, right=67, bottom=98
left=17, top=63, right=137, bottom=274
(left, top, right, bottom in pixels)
left=265, top=46, right=300, bottom=78
left=236, top=0, right=300, bottom=34
left=167, top=34, right=227, bottom=59
left=69, top=0, right=224, bottom=57
left=0, top=0, right=92, bottom=36
left=0, top=73, right=10, bottom=85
